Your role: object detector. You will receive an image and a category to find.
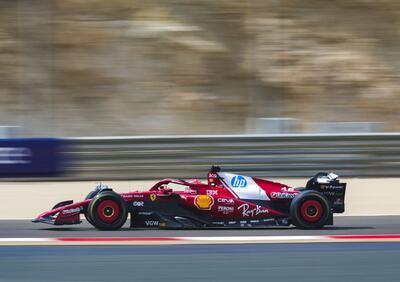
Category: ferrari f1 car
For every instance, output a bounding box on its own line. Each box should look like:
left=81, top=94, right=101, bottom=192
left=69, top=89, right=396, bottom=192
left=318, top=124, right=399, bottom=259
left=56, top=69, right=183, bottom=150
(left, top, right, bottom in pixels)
left=33, top=166, right=346, bottom=230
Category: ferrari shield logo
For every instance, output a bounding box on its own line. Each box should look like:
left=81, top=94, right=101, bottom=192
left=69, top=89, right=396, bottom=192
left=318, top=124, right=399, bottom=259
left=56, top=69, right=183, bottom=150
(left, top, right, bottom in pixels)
left=150, top=194, right=157, bottom=202
left=194, top=195, right=214, bottom=210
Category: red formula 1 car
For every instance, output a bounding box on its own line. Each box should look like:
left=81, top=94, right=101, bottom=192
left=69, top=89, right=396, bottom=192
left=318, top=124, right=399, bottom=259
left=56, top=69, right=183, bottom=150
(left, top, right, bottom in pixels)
left=33, top=166, right=346, bottom=230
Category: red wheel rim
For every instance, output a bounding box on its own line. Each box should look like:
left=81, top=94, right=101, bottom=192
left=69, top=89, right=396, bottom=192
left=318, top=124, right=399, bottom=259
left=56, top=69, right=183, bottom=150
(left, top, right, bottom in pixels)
left=96, top=199, right=120, bottom=223
left=300, top=200, right=323, bottom=222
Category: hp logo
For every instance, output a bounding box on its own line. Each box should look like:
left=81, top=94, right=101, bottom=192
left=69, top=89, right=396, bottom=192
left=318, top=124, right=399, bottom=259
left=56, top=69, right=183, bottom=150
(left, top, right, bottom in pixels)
left=231, top=175, right=247, bottom=188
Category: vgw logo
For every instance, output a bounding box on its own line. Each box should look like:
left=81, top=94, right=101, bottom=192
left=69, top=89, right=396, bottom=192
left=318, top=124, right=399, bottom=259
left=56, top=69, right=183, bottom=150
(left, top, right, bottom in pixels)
left=231, top=175, right=247, bottom=188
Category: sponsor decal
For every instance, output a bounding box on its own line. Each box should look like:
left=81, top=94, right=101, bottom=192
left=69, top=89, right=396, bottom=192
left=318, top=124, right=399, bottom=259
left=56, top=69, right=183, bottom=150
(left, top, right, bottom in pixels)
left=322, top=191, right=344, bottom=197
left=270, top=192, right=296, bottom=199
left=150, top=194, right=157, bottom=202
left=262, top=218, right=276, bottom=223
left=212, top=221, right=224, bottom=225
left=230, top=175, right=247, bottom=188
left=194, top=195, right=214, bottom=210
left=206, top=190, right=218, bottom=196
left=62, top=207, right=81, bottom=215
left=321, top=184, right=344, bottom=190
left=217, top=198, right=235, bottom=205
left=133, top=194, right=144, bottom=198
left=132, top=201, right=144, bottom=207
left=218, top=206, right=234, bottom=214
left=238, top=204, right=269, bottom=217
left=145, top=220, right=159, bottom=227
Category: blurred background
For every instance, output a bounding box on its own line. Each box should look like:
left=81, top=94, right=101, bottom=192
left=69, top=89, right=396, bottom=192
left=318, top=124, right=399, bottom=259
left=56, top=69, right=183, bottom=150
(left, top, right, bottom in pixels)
left=1, top=0, right=400, bottom=138
left=1, top=0, right=400, bottom=180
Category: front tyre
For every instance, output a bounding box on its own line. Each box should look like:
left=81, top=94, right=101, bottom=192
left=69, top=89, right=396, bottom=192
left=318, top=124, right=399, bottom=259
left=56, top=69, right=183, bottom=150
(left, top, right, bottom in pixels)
left=84, top=190, right=99, bottom=225
left=87, top=191, right=127, bottom=230
left=290, top=190, right=330, bottom=229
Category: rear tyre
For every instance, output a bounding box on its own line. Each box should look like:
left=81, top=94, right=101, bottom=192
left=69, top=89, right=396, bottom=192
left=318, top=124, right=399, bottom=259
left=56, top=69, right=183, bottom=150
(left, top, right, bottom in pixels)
left=87, top=191, right=128, bottom=230
left=290, top=190, right=330, bottom=229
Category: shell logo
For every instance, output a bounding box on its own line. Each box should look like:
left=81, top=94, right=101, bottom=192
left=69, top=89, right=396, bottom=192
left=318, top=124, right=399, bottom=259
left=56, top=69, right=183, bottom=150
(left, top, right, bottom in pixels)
left=194, top=195, right=214, bottom=210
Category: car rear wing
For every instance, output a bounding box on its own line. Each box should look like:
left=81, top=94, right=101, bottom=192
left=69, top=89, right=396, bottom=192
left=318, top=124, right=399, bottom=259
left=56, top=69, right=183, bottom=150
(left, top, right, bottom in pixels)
left=306, top=172, right=346, bottom=213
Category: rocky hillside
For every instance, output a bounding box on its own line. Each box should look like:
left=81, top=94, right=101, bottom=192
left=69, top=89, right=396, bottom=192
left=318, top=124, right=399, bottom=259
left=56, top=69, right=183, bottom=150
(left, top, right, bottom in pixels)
left=0, top=0, right=399, bottom=136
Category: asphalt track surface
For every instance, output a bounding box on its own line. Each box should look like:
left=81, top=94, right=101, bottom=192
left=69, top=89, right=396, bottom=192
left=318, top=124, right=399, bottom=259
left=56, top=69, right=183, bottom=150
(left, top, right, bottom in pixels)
left=0, top=243, right=399, bottom=282
left=0, top=216, right=399, bottom=237
left=1, top=216, right=400, bottom=282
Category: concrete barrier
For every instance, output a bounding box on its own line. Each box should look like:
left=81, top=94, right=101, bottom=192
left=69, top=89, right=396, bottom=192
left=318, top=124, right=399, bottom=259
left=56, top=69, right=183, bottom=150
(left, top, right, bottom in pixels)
left=0, top=178, right=399, bottom=219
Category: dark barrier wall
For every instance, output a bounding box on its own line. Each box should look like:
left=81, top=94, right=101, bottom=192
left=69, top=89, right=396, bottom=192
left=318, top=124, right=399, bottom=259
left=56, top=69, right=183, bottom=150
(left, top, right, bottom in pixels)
left=0, top=139, right=65, bottom=177
left=65, top=133, right=400, bottom=180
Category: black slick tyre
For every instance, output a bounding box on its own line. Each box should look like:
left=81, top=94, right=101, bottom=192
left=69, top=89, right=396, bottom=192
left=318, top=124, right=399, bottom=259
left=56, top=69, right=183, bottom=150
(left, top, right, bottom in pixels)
left=87, top=191, right=127, bottom=230
left=290, top=190, right=330, bottom=229
left=84, top=190, right=99, bottom=225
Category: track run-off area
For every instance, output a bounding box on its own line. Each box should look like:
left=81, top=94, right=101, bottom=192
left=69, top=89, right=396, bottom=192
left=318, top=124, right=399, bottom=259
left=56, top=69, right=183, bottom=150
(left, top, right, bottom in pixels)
left=1, top=216, right=400, bottom=281
left=0, top=216, right=400, bottom=245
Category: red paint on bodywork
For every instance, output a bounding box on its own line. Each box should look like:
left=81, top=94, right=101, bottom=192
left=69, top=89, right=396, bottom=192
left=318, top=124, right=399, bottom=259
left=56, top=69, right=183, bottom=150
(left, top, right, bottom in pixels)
left=34, top=200, right=91, bottom=224
left=34, top=169, right=317, bottom=227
